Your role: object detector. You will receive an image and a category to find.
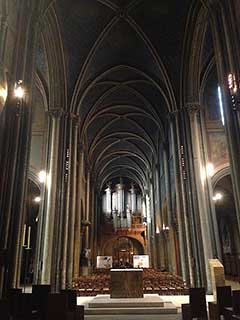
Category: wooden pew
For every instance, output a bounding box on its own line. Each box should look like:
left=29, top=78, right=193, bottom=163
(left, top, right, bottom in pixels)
left=0, top=299, right=10, bottom=320
left=181, top=287, right=208, bottom=320
left=224, top=290, right=240, bottom=320
left=32, top=284, right=51, bottom=319
left=46, top=293, right=78, bottom=320
left=208, top=286, right=232, bottom=320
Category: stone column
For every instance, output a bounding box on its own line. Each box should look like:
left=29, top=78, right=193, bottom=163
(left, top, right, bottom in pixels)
left=0, top=1, right=41, bottom=295
left=163, top=146, right=172, bottom=225
left=41, top=110, right=62, bottom=284
left=0, top=96, right=22, bottom=294
left=169, top=113, right=188, bottom=281
left=153, top=163, right=162, bottom=269
left=67, top=115, right=79, bottom=287
left=211, top=3, right=240, bottom=235
left=187, top=105, right=215, bottom=292
left=172, top=110, right=196, bottom=286
left=90, top=182, right=95, bottom=269
left=149, top=179, right=158, bottom=269
left=60, top=114, right=72, bottom=288
left=73, top=144, right=84, bottom=278
left=85, top=169, right=91, bottom=249
left=163, top=145, right=173, bottom=272
left=0, top=8, right=7, bottom=62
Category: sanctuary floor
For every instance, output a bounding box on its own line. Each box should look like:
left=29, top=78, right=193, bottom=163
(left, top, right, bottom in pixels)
left=78, top=294, right=214, bottom=320
left=78, top=279, right=240, bottom=320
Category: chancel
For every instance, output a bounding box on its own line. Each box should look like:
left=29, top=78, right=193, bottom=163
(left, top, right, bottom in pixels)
left=1, top=0, right=240, bottom=318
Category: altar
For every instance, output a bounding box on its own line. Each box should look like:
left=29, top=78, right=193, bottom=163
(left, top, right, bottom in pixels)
left=110, top=268, right=143, bottom=298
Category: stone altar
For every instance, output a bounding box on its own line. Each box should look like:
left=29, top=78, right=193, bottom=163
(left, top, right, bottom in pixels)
left=110, top=268, right=143, bottom=298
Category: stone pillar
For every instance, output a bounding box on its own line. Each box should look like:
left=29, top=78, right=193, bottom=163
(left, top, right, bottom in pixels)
left=163, top=146, right=172, bottom=226
left=163, top=145, right=172, bottom=272
left=153, top=163, right=162, bottom=269
left=60, top=114, right=72, bottom=288
left=67, top=115, right=79, bottom=287
left=0, top=1, right=41, bottom=295
left=41, top=110, right=62, bottom=284
left=169, top=113, right=188, bottom=281
left=73, top=144, right=84, bottom=278
left=172, top=110, right=196, bottom=286
left=187, top=104, right=214, bottom=292
left=211, top=4, right=240, bottom=235
left=90, top=182, right=95, bottom=269
left=85, top=169, right=91, bottom=249
left=0, top=7, right=7, bottom=62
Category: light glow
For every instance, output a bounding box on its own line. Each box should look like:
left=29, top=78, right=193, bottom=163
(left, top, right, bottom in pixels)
left=0, top=87, right=7, bottom=102
left=162, top=223, right=170, bottom=231
left=213, top=193, right=223, bottom=201
left=34, top=196, right=41, bottom=203
left=14, top=81, right=25, bottom=99
left=206, top=163, right=214, bottom=177
left=39, top=170, right=47, bottom=183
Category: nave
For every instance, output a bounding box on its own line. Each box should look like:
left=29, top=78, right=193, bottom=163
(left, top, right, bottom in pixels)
left=1, top=0, right=240, bottom=313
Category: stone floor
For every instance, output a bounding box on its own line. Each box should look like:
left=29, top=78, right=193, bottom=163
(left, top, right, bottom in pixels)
left=78, top=294, right=214, bottom=320
left=78, top=279, right=240, bottom=320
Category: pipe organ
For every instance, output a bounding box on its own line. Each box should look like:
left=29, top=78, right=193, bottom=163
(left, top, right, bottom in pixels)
left=102, top=180, right=142, bottom=229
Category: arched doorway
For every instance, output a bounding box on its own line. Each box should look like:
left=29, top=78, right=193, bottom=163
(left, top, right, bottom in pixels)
left=112, top=237, right=144, bottom=268
left=213, top=174, right=240, bottom=277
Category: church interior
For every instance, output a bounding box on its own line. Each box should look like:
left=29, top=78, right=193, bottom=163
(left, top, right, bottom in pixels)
left=1, top=0, right=240, bottom=318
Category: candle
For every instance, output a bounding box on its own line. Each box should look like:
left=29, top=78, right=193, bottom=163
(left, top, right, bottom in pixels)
left=27, top=226, right=31, bottom=249
left=23, top=224, right=26, bottom=246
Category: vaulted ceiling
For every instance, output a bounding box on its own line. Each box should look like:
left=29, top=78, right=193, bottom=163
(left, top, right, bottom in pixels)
left=44, top=0, right=197, bottom=192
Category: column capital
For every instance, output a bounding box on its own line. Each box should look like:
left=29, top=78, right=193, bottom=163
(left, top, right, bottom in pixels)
left=70, top=113, right=80, bottom=126
left=185, top=103, right=202, bottom=115
left=47, top=109, right=64, bottom=118
left=168, top=110, right=179, bottom=121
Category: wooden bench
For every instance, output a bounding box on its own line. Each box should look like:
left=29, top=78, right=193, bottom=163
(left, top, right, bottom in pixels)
left=182, top=287, right=207, bottom=320
left=208, top=286, right=232, bottom=320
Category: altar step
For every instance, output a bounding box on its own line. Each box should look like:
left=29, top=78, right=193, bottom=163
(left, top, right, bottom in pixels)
left=85, top=305, right=178, bottom=315
left=85, top=294, right=178, bottom=316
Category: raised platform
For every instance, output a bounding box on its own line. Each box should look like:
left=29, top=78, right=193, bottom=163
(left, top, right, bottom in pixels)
left=85, top=294, right=178, bottom=315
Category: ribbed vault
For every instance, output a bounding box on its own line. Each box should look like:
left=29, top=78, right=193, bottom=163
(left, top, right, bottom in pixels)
left=53, top=0, right=192, bottom=192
